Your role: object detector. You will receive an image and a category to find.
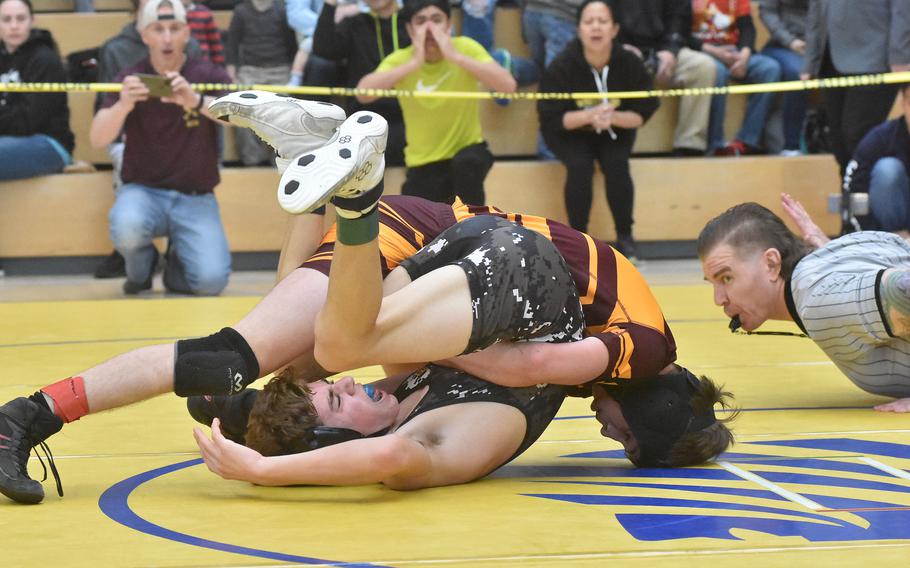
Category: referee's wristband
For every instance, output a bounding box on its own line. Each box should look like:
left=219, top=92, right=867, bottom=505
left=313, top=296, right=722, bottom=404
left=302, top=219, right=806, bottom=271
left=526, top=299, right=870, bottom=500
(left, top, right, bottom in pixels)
left=193, top=94, right=206, bottom=112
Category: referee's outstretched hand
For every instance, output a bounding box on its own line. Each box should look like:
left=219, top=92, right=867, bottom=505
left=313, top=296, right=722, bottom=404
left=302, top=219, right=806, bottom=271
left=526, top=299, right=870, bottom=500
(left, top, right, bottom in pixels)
left=781, top=193, right=830, bottom=249
left=874, top=398, right=910, bottom=413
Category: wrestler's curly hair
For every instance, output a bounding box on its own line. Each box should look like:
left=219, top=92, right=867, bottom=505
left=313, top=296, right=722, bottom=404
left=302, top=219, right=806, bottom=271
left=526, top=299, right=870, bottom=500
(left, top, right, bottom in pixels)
left=244, top=368, right=320, bottom=456
left=661, top=376, right=739, bottom=468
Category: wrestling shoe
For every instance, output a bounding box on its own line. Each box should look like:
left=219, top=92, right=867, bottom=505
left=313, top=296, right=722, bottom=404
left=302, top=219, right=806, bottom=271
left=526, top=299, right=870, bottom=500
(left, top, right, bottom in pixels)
left=0, top=397, right=64, bottom=504
left=277, top=111, right=388, bottom=217
left=208, top=90, right=346, bottom=173
left=186, top=389, right=259, bottom=444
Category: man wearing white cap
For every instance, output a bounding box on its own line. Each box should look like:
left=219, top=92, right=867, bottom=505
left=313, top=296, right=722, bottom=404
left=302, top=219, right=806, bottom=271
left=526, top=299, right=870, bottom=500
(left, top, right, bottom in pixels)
left=89, top=0, right=235, bottom=296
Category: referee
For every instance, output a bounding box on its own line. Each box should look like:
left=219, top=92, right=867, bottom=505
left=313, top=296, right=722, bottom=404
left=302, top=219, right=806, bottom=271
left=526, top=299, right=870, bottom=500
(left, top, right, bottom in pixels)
left=696, top=194, right=910, bottom=413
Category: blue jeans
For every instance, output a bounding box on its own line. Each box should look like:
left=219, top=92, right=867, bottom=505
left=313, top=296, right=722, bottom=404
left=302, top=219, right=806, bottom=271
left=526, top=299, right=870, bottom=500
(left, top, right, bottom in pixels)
left=109, top=184, right=231, bottom=296
left=521, top=8, right=577, bottom=69
left=0, top=134, right=70, bottom=181
left=462, top=0, right=539, bottom=87
left=522, top=8, right=576, bottom=158
left=868, top=157, right=910, bottom=232
left=761, top=46, right=808, bottom=150
left=461, top=0, right=497, bottom=52
left=708, top=52, right=782, bottom=150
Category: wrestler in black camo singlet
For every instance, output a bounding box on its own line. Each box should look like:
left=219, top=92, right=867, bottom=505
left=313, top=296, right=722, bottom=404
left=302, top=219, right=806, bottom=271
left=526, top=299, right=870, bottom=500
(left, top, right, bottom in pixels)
left=392, top=364, right=566, bottom=464
left=399, top=215, right=585, bottom=353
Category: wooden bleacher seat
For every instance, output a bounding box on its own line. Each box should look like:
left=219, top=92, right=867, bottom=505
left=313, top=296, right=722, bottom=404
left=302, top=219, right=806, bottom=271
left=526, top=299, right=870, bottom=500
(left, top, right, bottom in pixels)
left=0, top=155, right=841, bottom=259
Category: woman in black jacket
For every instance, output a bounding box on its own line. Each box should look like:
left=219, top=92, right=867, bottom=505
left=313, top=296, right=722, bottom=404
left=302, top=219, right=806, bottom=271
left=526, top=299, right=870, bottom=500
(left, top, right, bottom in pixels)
left=537, top=0, right=658, bottom=262
left=0, top=0, right=74, bottom=180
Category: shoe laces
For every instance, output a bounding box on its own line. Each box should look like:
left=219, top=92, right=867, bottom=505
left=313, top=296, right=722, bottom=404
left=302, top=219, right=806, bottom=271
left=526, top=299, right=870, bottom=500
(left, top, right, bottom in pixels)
left=32, top=440, right=63, bottom=497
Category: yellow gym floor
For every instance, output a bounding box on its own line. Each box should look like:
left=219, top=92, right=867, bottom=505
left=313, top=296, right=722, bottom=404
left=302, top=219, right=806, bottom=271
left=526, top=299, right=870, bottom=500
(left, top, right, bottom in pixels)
left=2, top=263, right=909, bottom=567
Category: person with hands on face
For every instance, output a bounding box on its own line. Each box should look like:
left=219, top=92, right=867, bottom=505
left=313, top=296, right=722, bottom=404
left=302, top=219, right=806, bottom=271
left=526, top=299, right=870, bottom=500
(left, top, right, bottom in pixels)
left=90, top=0, right=234, bottom=297
left=356, top=0, right=515, bottom=206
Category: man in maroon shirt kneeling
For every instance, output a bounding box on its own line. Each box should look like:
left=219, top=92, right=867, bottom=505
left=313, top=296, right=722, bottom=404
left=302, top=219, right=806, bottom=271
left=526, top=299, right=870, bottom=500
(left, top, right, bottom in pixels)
left=89, top=0, right=233, bottom=295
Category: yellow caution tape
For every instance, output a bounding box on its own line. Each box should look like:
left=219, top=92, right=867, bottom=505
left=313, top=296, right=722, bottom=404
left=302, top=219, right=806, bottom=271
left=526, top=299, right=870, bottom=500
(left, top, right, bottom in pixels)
left=1, top=71, right=908, bottom=100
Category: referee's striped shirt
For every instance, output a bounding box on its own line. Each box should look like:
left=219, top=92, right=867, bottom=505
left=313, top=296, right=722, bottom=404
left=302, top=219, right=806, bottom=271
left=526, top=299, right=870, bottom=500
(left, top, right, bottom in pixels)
left=789, top=231, right=910, bottom=397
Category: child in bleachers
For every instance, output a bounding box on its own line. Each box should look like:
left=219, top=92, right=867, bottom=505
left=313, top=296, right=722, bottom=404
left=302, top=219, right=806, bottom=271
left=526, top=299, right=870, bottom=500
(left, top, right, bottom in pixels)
left=183, top=0, right=226, bottom=65
left=225, top=0, right=298, bottom=165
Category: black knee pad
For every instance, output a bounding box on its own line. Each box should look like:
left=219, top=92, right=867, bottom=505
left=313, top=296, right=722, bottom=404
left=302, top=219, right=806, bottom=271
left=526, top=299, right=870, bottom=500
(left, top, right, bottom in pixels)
left=174, top=327, right=261, bottom=397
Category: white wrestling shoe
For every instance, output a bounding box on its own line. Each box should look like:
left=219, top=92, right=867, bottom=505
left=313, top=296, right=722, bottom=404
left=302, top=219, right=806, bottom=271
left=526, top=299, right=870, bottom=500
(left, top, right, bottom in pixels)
left=207, top=90, right=346, bottom=172
left=278, top=111, right=388, bottom=217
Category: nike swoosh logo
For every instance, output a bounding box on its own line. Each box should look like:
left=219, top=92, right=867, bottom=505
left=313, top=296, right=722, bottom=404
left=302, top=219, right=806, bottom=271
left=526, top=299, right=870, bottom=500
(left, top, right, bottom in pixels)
left=415, top=71, right=452, bottom=93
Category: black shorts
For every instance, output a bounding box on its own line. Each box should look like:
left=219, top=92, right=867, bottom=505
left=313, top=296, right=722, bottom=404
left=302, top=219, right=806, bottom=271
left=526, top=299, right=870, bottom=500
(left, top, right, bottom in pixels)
left=400, top=216, right=585, bottom=353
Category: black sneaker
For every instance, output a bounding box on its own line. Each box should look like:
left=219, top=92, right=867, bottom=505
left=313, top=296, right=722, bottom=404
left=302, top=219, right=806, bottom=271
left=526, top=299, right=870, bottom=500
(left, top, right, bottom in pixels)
left=123, top=247, right=159, bottom=295
left=615, top=234, right=642, bottom=265
left=186, top=389, right=259, bottom=444
left=93, top=250, right=126, bottom=279
left=0, top=398, right=64, bottom=504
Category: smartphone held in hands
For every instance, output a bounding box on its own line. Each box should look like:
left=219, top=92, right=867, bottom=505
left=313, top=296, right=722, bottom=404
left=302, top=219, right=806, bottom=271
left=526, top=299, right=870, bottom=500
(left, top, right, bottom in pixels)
left=135, top=73, right=174, bottom=98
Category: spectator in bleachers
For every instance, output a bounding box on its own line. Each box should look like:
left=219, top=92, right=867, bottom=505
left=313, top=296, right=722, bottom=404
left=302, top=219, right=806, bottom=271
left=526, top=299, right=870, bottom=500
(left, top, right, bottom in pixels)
left=312, top=0, right=408, bottom=166
left=225, top=0, right=297, bottom=166
left=357, top=0, right=515, bottom=204
left=757, top=0, right=808, bottom=157
left=843, top=84, right=910, bottom=234
left=0, top=0, right=74, bottom=180
left=184, top=0, right=226, bottom=65
left=523, top=0, right=581, bottom=68
left=286, top=0, right=322, bottom=86
left=75, top=0, right=94, bottom=12
left=691, top=0, right=781, bottom=156
left=523, top=0, right=581, bottom=158
left=803, top=0, right=909, bottom=179
left=538, top=0, right=658, bottom=262
left=90, top=0, right=233, bottom=295
left=617, top=0, right=714, bottom=156
left=460, top=0, right=539, bottom=92
left=93, top=0, right=204, bottom=279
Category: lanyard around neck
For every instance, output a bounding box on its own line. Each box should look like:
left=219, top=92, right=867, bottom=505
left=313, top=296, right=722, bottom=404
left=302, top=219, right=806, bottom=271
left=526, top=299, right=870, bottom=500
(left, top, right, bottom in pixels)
left=590, top=64, right=609, bottom=104
left=374, top=11, right=399, bottom=57
left=589, top=64, right=617, bottom=139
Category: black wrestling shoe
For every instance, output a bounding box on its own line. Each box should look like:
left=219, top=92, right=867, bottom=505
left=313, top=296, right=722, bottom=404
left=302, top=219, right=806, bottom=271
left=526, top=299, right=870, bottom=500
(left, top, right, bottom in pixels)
left=0, top=397, right=64, bottom=504
left=186, top=389, right=259, bottom=444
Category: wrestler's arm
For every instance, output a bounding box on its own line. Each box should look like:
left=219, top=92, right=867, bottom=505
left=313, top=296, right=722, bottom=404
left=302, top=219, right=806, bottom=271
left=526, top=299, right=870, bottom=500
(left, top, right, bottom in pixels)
left=195, top=419, right=432, bottom=486
left=441, top=337, right=609, bottom=387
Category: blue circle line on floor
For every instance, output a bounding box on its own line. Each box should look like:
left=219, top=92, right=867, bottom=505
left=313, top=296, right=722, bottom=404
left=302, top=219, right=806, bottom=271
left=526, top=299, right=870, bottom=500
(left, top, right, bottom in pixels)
left=98, top=458, right=387, bottom=567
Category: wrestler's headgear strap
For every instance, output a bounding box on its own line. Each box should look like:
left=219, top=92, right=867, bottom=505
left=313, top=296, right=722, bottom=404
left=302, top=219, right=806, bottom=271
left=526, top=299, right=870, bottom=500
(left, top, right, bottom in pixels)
left=607, top=367, right=717, bottom=467
left=279, top=426, right=391, bottom=454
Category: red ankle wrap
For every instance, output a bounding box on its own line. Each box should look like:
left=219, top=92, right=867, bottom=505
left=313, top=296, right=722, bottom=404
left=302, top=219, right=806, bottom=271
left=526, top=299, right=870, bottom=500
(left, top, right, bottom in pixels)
left=41, top=376, right=89, bottom=423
